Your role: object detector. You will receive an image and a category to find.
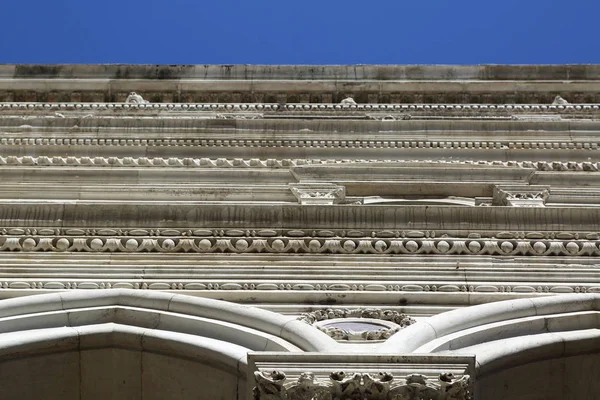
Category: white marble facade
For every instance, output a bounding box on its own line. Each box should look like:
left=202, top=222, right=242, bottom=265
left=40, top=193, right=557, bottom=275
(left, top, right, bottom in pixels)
left=0, top=64, right=599, bottom=398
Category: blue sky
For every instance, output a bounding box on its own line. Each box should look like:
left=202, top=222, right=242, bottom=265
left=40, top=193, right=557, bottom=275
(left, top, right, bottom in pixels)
left=2, top=0, right=597, bottom=64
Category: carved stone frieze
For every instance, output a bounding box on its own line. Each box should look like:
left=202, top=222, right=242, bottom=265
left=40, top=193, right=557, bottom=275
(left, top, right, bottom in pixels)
left=0, top=235, right=597, bottom=257
left=1, top=278, right=599, bottom=296
left=1, top=227, right=599, bottom=241
left=298, top=308, right=415, bottom=341
left=1, top=101, right=599, bottom=114
left=253, top=370, right=471, bottom=400
left=0, top=156, right=600, bottom=172
left=0, top=136, right=596, bottom=151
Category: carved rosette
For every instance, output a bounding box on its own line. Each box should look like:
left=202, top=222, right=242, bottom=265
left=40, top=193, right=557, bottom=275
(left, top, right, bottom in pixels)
left=253, top=370, right=471, bottom=400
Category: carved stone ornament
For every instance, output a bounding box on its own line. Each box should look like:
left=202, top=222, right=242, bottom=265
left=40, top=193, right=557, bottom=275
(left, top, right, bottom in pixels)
left=298, top=308, right=415, bottom=341
left=493, top=185, right=550, bottom=207
left=125, top=92, right=149, bottom=104
left=1, top=156, right=598, bottom=172
left=216, top=113, right=263, bottom=119
left=253, top=370, right=471, bottom=400
left=0, top=228, right=598, bottom=260
left=552, top=95, right=570, bottom=105
left=0, top=134, right=596, bottom=152
left=3, top=100, right=597, bottom=113
left=289, top=183, right=346, bottom=205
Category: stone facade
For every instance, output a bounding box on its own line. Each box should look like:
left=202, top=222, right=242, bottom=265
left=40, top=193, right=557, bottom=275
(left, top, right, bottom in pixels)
left=0, top=64, right=598, bottom=399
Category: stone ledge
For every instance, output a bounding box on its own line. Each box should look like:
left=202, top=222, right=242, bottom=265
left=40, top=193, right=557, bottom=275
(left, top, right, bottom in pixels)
left=2, top=64, right=600, bottom=81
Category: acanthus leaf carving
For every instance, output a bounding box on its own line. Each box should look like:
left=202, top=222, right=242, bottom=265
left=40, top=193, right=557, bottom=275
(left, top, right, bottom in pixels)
left=253, top=371, right=471, bottom=400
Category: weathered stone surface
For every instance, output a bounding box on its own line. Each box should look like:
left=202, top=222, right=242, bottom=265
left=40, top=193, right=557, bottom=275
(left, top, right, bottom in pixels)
left=4, top=64, right=600, bottom=103
left=0, top=64, right=598, bottom=398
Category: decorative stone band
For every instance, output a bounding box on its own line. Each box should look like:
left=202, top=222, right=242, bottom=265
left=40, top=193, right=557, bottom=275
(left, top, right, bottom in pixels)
left=1, top=235, right=599, bottom=257
left=0, top=136, right=596, bottom=151
left=0, top=156, right=599, bottom=172
left=1, top=101, right=599, bottom=113
left=2, top=279, right=598, bottom=296
left=253, top=370, right=471, bottom=400
left=297, top=308, right=415, bottom=341
left=249, top=353, right=474, bottom=400
left=0, top=137, right=598, bottom=150
left=1, top=227, right=598, bottom=241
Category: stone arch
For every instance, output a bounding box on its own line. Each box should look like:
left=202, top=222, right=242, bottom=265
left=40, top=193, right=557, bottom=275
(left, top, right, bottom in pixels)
left=380, top=294, right=600, bottom=399
left=0, top=290, right=337, bottom=400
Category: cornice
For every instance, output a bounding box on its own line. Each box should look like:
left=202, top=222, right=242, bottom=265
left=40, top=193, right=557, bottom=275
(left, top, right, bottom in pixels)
left=4, top=64, right=600, bottom=80
left=2, top=101, right=600, bottom=127
left=4, top=79, right=600, bottom=103
left=1, top=114, right=599, bottom=157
